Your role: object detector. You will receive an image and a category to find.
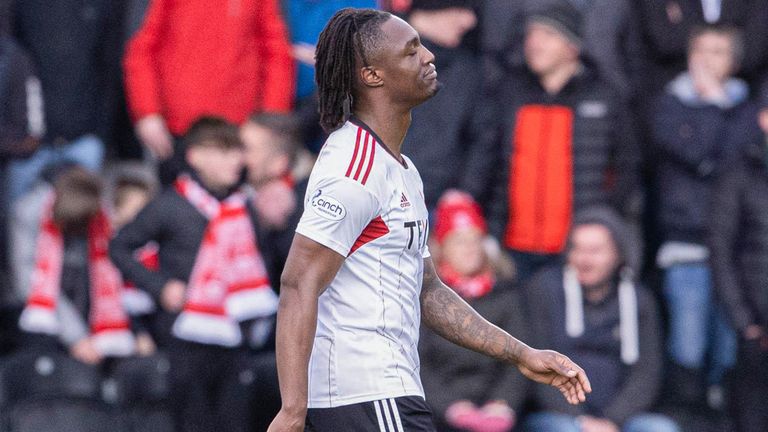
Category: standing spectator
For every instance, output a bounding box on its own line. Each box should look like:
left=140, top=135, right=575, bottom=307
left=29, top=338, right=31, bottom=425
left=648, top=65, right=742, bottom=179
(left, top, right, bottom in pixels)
left=240, top=112, right=303, bottom=290
left=482, top=2, right=640, bottom=283
left=13, top=166, right=137, bottom=364
left=650, top=24, right=752, bottom=409
left=481, top=0, right=645, bottom=100
left=9, top=0, right=122, bottom=200
left=636, top=0, right=768, bottom=94
left=124, top=0, right=295, bottom=185
left=401, top=0, right=491, bottom=209
left=420, top=191, right=527, bottom=432
left=708, top=91, right=768, bottom=432
left=523, top=208, right=678, bottom=432
left=0, top=30, right=43, bottom=303
left=110, top=117, right=281, bottom=431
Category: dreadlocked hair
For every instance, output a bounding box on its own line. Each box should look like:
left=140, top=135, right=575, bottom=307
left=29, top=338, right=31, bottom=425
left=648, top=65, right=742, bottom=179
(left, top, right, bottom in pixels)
left=315, top=8, right=391, bottom=133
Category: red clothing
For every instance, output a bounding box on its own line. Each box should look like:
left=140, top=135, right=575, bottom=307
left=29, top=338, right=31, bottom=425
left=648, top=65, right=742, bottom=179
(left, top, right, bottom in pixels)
left=124, top=0, right=295, bottom=135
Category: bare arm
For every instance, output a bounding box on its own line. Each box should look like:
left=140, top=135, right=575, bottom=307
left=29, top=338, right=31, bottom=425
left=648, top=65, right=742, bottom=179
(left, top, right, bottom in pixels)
left=420, top=257, right=591, bottom=405
left=269, top=234, right=345, bottom=432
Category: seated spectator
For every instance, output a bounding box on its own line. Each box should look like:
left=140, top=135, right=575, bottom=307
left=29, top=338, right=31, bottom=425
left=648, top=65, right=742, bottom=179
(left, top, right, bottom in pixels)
left=649, top=23, right=754, bottom=408
left=708, top=89, right=768, bottom=432
left=420, top=191, right=526, bottom=432
left=481, top=2, right=640, bottom=283
left=523, top=208, right=678, bottom=432
left=401, top=0, right=491, bottom=209
left=13, top=166, right=136, bottom=364
left=110, top=117, right=280, bottom=431
left=123, top=0, right=295, bottom=184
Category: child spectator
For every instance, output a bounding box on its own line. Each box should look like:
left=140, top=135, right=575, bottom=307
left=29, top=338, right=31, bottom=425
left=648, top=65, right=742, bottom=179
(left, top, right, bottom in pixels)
left=110, top=116, right=280, bottom=431
left=419, top=190, right=527, bottom=432
left=14, top=166, right=136, bottom=364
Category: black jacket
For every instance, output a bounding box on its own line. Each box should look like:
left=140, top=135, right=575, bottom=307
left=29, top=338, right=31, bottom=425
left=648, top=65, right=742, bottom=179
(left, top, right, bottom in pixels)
left=709, top=138, right=768, bottom=332
left=419, top=281, right=529, bottom=429
left=109, top=177, right=292, bottom=345
left=483, top=63, right=640, bottom=243
left=0, top=36, right=42, bottom=159
left=636, top=0, right=768, bottom=90
left=650, top=91, right=757, bottom=244
left=525, top=267, right=664, bottom=425
left=12, top=0, right=122, bottom=142
left=402, top=39, right=487, bottom=209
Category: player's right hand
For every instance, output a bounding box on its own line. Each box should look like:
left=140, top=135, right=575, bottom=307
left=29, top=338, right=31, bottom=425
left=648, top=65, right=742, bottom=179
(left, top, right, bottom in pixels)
left=267, top=409, right=306, bottom=432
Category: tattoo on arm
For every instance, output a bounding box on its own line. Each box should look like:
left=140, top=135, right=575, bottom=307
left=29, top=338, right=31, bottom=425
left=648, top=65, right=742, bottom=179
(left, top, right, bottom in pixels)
left=420, top=258, right=528, bottom=365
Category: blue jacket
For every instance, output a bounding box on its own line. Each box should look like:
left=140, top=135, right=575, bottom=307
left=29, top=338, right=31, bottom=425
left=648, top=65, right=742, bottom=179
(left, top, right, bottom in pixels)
left=651, top=73, right=754, bottom=244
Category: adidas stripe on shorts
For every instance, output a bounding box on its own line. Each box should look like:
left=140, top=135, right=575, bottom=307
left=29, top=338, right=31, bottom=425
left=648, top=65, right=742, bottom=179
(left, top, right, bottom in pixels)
left=305, top=396, right=436, bottom=432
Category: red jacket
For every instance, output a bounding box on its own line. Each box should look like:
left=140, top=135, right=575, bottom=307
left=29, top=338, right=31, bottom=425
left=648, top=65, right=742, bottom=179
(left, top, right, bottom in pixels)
left=124, top=0, right=295, bottom=135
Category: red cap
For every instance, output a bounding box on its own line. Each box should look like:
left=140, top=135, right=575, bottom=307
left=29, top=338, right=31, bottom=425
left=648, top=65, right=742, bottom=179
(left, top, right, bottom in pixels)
left=433, top=189, right=487, bottom=244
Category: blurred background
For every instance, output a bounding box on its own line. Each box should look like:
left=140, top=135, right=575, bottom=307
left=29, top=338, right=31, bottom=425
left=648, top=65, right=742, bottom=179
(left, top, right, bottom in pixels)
left=1, top=0, right=767, bottom=431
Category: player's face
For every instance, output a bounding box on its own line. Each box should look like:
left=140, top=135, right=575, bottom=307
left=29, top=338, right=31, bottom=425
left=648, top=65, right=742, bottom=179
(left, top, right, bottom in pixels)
left=375, top=16, right=440, bottom=106
left=567, top=224, right=620, bottom=288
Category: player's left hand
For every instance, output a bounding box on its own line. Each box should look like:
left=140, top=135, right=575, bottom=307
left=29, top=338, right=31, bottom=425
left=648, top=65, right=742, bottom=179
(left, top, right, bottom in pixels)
left=516, top=348, right=591, bottom=405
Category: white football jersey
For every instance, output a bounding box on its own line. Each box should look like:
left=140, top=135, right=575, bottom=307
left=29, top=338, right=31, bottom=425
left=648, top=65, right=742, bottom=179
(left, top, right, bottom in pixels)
left=296, top=118, right=431, bottom=408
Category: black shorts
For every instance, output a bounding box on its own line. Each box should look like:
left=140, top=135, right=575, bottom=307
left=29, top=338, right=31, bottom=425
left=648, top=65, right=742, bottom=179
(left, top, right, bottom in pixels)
left=305, top=396, right=436, bottom=432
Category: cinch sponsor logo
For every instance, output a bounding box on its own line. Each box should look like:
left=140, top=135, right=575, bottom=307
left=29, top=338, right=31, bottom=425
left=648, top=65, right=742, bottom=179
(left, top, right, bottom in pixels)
left=310, top=189, right=346, bottom=221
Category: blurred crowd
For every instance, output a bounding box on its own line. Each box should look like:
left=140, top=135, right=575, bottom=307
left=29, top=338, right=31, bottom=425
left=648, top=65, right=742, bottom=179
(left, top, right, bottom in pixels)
left=1, top=0, right=768, bottom=431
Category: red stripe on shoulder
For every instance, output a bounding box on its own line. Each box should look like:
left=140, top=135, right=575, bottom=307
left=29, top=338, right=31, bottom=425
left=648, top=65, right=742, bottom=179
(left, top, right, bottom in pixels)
left=345, top=127, right=363, bottom=178
left=353, top=131, right=370, bottom=181
left=348, top=216, right=389, bottom=256
left=361, top=137, right=376, bottom=185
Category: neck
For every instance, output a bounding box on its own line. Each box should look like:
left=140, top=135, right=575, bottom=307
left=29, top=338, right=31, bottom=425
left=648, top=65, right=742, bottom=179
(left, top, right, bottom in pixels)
left=539, top=61, right=580, bottom=95
left=583, top=280, right=613, bottom=304
left=353, top=99, right=412, bottom=160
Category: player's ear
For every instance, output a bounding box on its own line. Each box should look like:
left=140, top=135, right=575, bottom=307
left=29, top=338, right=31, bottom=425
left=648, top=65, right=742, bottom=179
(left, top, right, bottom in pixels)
left=360, top=66, right=384, bottom=88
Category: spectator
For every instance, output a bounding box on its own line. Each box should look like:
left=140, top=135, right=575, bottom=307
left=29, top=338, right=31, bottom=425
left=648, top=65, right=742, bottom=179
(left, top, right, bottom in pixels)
left=419, top=191, right=526, bottom=432
left=9, top=0, right=122, bottom=200
left=0, top=31, right=44, bottom=303
left=482, top=2, right=640, bottom=283
left=481, top=0, right=644, bottom=100
left=636, top=0, right=768, bottom=93
left=523, top=207, right=678, bottom=432
left=649, top=24, right=753, bottom=408
left=400, top=0, right=491, bottom=209
left=241, top=112, right=303, bottom=289
left=13, top=166, right=137, bottom=364
left=109, top=117, right=280, bottom=431
left=110, top=167, right=159, bottom=353
left=708, top=89, right=768, bottom=432
left=123, top=0, right=295, bottom=185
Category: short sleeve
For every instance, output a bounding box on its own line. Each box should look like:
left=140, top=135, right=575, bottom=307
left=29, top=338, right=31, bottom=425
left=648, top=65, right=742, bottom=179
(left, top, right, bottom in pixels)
left=295, top=176, right=380, bottom=257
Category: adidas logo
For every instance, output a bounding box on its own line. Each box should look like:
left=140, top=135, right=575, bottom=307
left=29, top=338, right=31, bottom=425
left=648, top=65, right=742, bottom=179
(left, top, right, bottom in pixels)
left=400, top=192, right=411, bottom=208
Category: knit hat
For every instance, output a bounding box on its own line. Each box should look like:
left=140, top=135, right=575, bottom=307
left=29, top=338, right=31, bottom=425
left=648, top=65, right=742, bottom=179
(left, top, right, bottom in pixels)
left=526, top=1, right=583, bottom=46
left=433, top=190, right=486, bottom=244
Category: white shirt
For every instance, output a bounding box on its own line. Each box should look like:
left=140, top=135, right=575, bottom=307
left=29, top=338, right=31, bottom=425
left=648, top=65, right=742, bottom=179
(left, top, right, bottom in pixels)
left=296, top=119, right=431, bottom=408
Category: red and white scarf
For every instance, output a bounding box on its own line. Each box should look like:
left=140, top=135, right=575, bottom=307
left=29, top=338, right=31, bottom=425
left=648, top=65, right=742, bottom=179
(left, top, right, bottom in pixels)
left=19, top=194, right=135, bottom=357
left=122, top=243, right=159, bottom=316
left=171, top=175, right=279, bottom=347
left=438, top=263, right=495, bottom=300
